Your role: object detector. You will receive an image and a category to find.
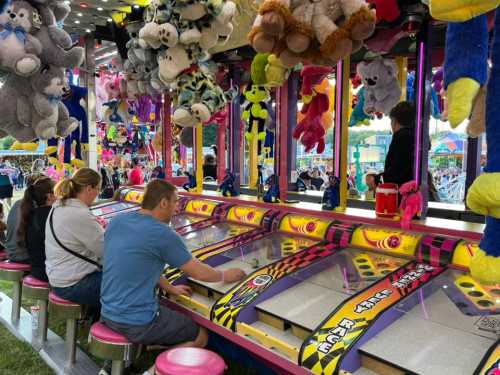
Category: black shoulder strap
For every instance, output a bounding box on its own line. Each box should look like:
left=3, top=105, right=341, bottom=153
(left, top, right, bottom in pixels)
left=49, top=208, right=102, bottom=270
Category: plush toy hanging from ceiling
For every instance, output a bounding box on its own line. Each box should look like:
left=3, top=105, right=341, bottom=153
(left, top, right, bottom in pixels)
left=62, top=84, right=88, bottom=167
left=430, top=1, right=500, bottom=284
left=248, top=0, right=376, bottom=68
left=293, top=65, right=333, bottom=153
left=356, top=57, right=402, bottom=114
left=242, top=85, right=271, bottom=156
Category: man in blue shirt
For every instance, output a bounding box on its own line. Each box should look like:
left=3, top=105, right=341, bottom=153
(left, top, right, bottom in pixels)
left=101, top=179, right=245, bottom=358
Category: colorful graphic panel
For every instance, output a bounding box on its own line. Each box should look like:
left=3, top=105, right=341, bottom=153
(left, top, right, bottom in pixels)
left=351, top=226, right=423, bottom=257
left=279, top=214, right=332, bottom=239
left=227, top=206, right=269, bottom=226
left=211, top=242, right=341, bottom=331
left=184, top=200, right=219, bottom=217
left=300, top=261, right=445, bottom=374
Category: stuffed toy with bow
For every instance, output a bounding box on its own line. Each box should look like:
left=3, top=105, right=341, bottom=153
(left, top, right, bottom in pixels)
left=399, top=180, right=423, bottom=230
left=293, top=65, right=333, bottom=153
left=431, top=1, right=500, bottom=284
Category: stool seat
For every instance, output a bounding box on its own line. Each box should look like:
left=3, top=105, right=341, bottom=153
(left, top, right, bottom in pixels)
left=49, top=292, right=80, bottom=307
left=0, top=261, right=31, bottom=271
left=91, top=322, right=130, bottom=345
left=23, top=275, right=49, bottom=289
left=155, top=348, right=226, bottom=375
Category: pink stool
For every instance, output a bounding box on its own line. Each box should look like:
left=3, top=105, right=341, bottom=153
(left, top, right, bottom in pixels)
left=22, top=276, right=50, bottom=341
left=48, top=292, right=82, bottom=366
left=89, top=322, right=139, bottom=375
left=0, top=261, right=31, bottom=321
left=155, top=348, right=226, bottom=375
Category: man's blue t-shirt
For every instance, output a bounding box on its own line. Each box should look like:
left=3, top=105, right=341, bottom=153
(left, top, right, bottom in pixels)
left=101, top=211, right=192, bottom=325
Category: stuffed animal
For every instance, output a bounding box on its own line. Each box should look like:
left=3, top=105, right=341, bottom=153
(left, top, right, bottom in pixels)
left=242, top=85, right=270, bottom=155
left=357, top=58, right=402, bottom=114
left=32, top=2, right=84, bottom=69
left=322, top=175, right=340, bottom=210
left=349, top=86, right=371, bottom=126
left=468, top=83, right=486, bottom=137
left=179, top=126, right=194, bottom=147
left=248, top=0, right=375, bottom=68
left=0, top=0, right=42, bottom=76
left=182, top=170, right=197, bottom=191
left=0, top=65, right=77, bottom=140
left=431, top=2, right=500, bottom=285
left=32, top=0, right=73, bottom=49
left=62, top=84, right=88, bottom=164
left=263, top=174, right=280, bottom=203
left=293, top=65, right=332, bottom=153
left=172, top=70, right=228, bottom=127
left=0, top=0, right=10, bottom=14
left=219, top=168, right=238, bottom=196
left=399, top=180, right=423, bottom=230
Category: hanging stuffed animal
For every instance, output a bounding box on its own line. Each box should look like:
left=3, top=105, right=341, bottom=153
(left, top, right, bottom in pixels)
left=350, top=86, right=371, bottom=126
left=62, top=84, right=88, bottom=165
left=430, top=2, right=500, bottom=284
left=357, top=58, right=402, bottom=114
left=248, top=0, right=376, bottom=68
left=242, top=85, right=270, bottom=156
left=293, top=65, right=333, bottom=153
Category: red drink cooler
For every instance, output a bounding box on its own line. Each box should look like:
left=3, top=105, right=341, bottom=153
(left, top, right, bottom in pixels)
left=375, top=183, right=399, bottom=218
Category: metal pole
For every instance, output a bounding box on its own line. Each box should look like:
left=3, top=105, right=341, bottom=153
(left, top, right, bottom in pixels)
left=414, top=21, right=433, bottom=217
left=83, top=36, right=97, bottom=170
left=11, top=281, right=21, bottom=322
left=195, top=123, right=203, bottom=193
left=229, top=67, right=241, bottom=191
left=162, top=93, right=173, bottom=179
left=287, top=72, right=298, bottom=190
left=66, top=318, right=77, bottom=366
left=217, top=111, right=227, bottom=184
left=277, top=79, right=289, bottom=201
left=38, top=299, right=48, bottom=342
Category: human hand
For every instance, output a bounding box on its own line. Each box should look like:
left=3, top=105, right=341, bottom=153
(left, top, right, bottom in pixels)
left=222, top=268, right=246, bottom=283
left=165, top=284, right=192, bottom=297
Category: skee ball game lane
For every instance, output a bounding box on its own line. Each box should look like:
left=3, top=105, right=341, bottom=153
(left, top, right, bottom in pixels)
left=91, top=187, right=144, bottom=217
left=166, top=213, right=346, bottom=318
left=353, top=240, right=500, bottom=375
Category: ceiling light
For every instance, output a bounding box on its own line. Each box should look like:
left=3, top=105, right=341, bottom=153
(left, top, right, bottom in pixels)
left=107, top=17, right=112, bottom=22
left=133, top=4, right=140, bottom=8
left=74, top=20, right=80, bottom=24
left=77, top=12, right=82, bottom=16
left=86, top=29, right=91, bottom=33
left=97, top=6, right=103, bottom=10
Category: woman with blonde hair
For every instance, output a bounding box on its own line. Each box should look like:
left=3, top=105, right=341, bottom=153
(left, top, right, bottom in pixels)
left=45, top=168, right=104, bottom=317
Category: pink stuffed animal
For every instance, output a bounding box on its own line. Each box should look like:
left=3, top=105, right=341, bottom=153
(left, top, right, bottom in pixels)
left=399, top=180, right=423, bottom=230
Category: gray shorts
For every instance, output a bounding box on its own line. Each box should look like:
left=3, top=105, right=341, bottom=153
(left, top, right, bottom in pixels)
left=103, top=305, right=200, bottom=346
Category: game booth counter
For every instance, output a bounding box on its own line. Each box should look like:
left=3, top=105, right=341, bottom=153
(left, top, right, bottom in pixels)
left=102, top=187, right=499, bottom=375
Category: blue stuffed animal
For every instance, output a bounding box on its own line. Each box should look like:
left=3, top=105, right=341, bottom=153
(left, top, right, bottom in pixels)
left=432, top=4, right=500, bottom=284
left=322, top=176, right=340, bottom=211
left=263, top=175, right=280, bottom=203
left=62, top=85, right=88, bottom=164
left=183, top=171, right=197, bottom=191
left=219, top=169, right=238, bottom=196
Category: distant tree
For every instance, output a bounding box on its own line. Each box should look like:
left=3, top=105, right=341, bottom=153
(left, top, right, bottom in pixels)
left=203, top=124, right=218, bottom=147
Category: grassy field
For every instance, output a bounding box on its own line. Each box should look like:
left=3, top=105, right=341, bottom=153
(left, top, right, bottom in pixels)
left=0, top=323, right=55, bottom=375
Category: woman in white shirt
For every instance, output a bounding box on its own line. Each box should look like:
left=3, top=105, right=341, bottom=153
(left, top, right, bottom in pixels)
left=45, top=168, right=104, bottom=315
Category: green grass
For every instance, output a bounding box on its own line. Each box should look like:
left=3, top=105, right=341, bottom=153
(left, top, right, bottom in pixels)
left=0, top=323, right=55, bottom=375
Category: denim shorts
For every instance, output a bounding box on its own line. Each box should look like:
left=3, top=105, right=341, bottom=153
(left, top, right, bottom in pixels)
left=52, top=271, right=102, bottom=310
left=103, top=305, right=199, bottom=346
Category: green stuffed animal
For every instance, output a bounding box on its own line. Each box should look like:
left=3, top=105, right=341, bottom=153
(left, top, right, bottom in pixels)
left=242, top=85, right=270, bottom=153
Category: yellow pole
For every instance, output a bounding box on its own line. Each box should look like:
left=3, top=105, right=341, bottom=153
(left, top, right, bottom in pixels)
left=339, top=56, right=351, bottom=212
left=396, top=56, right=408, bottom=101
left=195, top=123, right=203, bottom=193
left=249, top=120, right=258, bottom=188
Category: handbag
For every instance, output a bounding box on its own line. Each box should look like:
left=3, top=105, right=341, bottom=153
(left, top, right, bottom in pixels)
left=49, top=209, right=102, bottom=270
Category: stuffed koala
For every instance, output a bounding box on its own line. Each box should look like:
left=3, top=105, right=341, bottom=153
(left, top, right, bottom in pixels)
left=357, top=58, right=402, bottom=114
left=18, top=65, right=78, bottom=139
left=0, top=1, right=42, bottom=76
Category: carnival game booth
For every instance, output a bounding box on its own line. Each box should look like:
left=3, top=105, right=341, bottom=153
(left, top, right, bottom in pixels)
left=160, top=196, right=498, bottom=375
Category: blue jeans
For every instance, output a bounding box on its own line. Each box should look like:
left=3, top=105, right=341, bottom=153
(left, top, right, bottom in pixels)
left=53, top=271, right=102, bottom=318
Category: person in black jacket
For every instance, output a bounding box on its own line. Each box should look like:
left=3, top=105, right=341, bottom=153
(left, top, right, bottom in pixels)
left=380, top=102, right=416, bottom=186
left=17, top=177, right=56, bottom=282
